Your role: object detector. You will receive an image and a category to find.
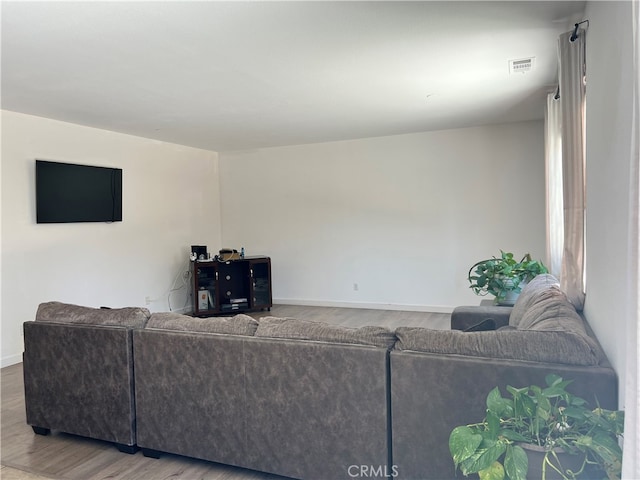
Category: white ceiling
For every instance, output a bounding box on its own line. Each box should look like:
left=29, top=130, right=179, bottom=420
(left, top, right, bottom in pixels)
left=1, top=1, right=585, bottom=152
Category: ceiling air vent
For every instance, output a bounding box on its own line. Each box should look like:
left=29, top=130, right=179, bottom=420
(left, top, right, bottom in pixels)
left=509, top=57, right=535, bottom=74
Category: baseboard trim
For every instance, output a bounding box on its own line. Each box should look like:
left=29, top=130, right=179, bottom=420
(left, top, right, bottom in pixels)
left=274, top=298, right=454, bottom=314
left=2, top=353, right=22, bottom=368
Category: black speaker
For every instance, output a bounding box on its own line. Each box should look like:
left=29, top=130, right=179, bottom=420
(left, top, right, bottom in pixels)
left=191, top=245, right=208, bottom=260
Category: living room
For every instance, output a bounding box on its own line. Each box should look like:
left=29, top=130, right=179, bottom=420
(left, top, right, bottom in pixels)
left=1, top=1, right=638, bottom=478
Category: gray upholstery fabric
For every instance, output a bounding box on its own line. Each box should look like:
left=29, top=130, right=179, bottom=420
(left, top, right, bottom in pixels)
left=255, top=316, right=396, bottom=348
left=146, top=312, right=258, bottom=336
left=462, top=318, right=496, bottom=331
left=394, top=327, right=603, bottom=366
left=23, top=321, right=137, bottom=446
left=509, top=273, right=560, bottom=327
left=243, top=337, right=389, bottom=480
left=36, top=301, right=150, bottom=328
left=133, top=330, right=389, bottom=480
left=390, top=351, right=618, bottom=479
left=133, top=329, right=248, bottom=467
left=517, top=287, right=586, bottom=333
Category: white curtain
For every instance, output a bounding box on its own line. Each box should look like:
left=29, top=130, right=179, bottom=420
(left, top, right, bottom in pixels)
left=545, top=92, right=563, bottom=279
left=622, top=2, right=640, bottom=478
left=558, top=29, right=587, bottom=310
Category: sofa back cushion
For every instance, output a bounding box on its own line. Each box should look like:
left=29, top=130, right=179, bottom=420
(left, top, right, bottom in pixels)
left=517, top=288, right=588, bottom=335
left=146, top=312, right=258, bottom=336
left=509, top=274, right=560, bottom=328
left=255, top=316, right=396, bottom=348
left=36, top=301, right=150, bottom=328
left=394, top=327, right=603, bottom=366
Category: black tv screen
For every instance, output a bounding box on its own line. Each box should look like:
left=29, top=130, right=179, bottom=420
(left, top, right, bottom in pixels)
left=36, top=160, right=123, bottom=223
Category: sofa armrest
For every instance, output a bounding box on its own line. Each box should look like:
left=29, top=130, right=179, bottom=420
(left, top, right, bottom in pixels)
left=23, top=321, right=137, bottom=447
left=450, top=305, right=513, bottom=331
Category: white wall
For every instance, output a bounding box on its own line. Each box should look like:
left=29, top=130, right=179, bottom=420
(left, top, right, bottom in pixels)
left=1, top=110, right=221, bottom=366
left=219, top=121, right=546, bottom=311
left=583, top=1, right=634, bottom=407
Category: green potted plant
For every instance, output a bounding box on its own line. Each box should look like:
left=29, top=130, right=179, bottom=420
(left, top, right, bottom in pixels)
left=468, top=251, right=548, bottom=305
left=449, top=374, right=624, bottom=480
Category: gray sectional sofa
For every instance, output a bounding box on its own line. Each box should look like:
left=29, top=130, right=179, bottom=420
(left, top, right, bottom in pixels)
left=22, top=274, right=618, bottom=479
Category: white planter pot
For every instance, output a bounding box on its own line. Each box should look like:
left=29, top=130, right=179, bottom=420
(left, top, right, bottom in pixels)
left=496, top=279, right=527, bottom=306
left=500, top=289, right=520, bottom=306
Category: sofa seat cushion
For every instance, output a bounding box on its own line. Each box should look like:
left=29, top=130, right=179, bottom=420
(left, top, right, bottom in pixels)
left=509, top=274, right=560, bottom=328
left=394, top=327, right=603, bottom=366
left=36, top=301, right=150, bottom=328
left=146, top=312, right=258, bottom=336
left=255, top=317, right=396, bottom=348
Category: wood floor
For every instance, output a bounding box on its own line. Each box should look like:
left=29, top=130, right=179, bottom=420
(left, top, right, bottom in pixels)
left=1, top=305, right=449, bottom=480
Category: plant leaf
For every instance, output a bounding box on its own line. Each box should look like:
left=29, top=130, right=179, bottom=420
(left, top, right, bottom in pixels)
left=510, top=387, right=534, bottom=419
left=449, top=426, right=483, bottom=465
left=504, top=445, right=528, bottom=480
left=570, top=396, right=588, bottom=407
left=532, top=387, right=552, bottom=421
left=506, top=385, right=528, bottom=396
left=562, top=406, right=588, bottom=420
left=499, top=429, right=529, bottom=442
left=589, top=433, right=623, bottom=478
left=590, top=432, right=623, bottom=464
left=478, top=461, right=506, bottom=480
left=487, top=411, right=501, bottom=439
left=545, top=373, right=565, bottom=388
left=462, top=440, right=507, bottom=474
left=487, top=387, right=512, bottom=417
left=542, top=385, right=569, bottom=398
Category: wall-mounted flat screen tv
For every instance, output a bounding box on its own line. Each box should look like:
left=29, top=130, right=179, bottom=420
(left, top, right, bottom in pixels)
left=36, top=160, right=123, bottom=223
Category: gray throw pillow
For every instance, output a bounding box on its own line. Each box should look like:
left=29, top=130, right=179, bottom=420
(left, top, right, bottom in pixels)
left=509, top=274, right=560, bottom=327
left=36, top=301, right=150, bottom=328
left=146, top=312, right=258, bottom=336
left=255, top=316, right=396, bottom=348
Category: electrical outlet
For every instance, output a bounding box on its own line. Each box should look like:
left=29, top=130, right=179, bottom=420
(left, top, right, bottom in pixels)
left=353, top=283, right=359, bottom=291
left=145, top=296, right=151, bottom=305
